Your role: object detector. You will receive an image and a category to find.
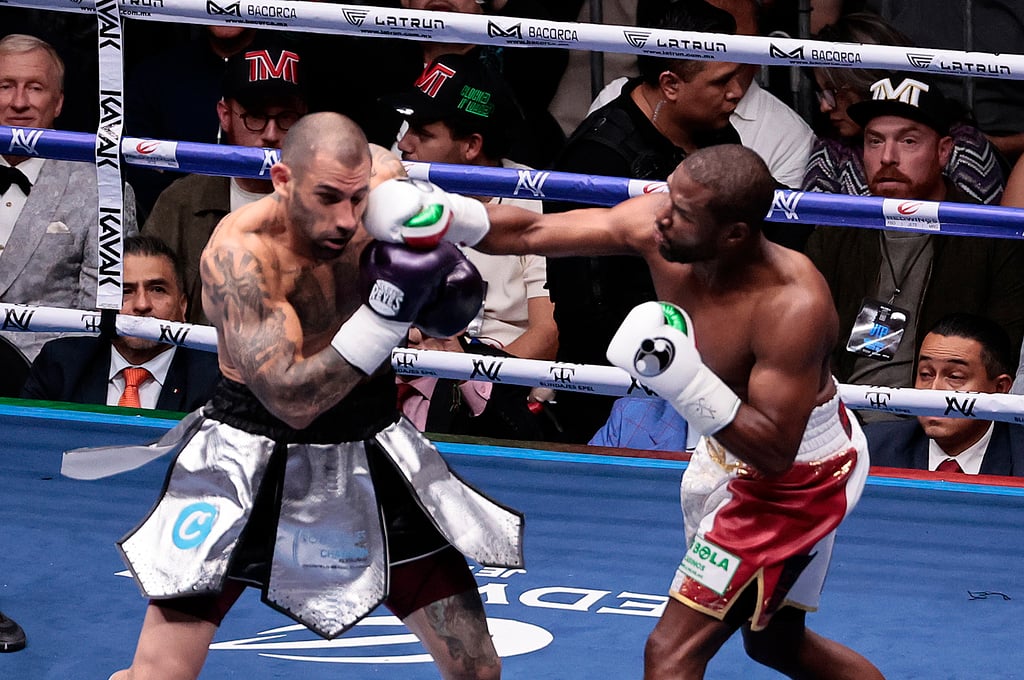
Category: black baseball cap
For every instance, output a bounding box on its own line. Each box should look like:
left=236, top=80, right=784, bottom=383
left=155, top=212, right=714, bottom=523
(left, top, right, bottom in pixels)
left=847, top=74, right=951, bottom=135
left=382, top=53, right=523, bottom=136
left=222, top=41, right=307, bottom=109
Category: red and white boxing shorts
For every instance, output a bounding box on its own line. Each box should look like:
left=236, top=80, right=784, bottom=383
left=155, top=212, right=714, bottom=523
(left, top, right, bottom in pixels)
left=671, top=388, right=869, bottom=630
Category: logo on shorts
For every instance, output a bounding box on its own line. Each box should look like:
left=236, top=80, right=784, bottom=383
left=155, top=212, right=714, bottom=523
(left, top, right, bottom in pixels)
left=172, top=502, right=219, bottom=549
left=679, top=536, right=740, bottom=595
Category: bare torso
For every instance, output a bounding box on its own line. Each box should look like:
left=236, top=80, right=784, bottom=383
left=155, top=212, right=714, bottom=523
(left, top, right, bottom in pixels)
left=202, top=195, right=372, bottom=384
left=646, top=238, right=839, bottom=408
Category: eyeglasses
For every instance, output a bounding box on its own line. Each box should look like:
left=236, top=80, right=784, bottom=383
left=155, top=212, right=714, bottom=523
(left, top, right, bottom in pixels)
left=815, top=85, right=852, bottom=109
left=232, top=108, right=302, bottom=133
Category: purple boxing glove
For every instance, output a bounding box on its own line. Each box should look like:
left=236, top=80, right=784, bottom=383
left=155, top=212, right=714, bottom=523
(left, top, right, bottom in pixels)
left=359, top=241, right=467, bottom=323
left=414, top=254, right=484, bottom=338
left=332, top=241, right=483, bottom=373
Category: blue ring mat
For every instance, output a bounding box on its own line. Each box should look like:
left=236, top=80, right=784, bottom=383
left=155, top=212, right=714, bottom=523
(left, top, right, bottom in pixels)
left=0, top=404, right=1020, bottom=679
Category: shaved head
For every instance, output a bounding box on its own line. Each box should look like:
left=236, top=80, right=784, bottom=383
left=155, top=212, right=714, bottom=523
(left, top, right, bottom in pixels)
left=281, top=112, right=369, bottom=177
left=679, top=144, right=775, bottom=230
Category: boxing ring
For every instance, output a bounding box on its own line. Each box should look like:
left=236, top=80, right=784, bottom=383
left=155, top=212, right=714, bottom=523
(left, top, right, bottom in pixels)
left=2, top=1, right=1024, bottom=677
left=1, top=400, right=1023, bottom=679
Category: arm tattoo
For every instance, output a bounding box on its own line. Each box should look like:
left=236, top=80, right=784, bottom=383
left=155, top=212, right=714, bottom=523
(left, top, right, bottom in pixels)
left=202, top=248, right=297, bottom=383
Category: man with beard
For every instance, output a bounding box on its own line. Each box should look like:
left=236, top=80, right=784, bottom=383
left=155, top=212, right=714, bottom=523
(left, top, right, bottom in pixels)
left=106, top=112, right=521, bottom=680
left=21, top=235, right=218, bottom=412
left=366, top=144, right=882, bottom=678
left=805, top=74, right=1024, bottom=420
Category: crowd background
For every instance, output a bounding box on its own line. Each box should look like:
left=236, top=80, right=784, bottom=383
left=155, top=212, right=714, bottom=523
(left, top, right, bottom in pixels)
left=1, top=0, right=1023, bottom=458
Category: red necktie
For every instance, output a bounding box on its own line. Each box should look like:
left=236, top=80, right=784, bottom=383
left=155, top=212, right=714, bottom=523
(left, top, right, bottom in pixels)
left=118, top=367, right=151, bottom=408
left=936, top=458, right=965, bottom=474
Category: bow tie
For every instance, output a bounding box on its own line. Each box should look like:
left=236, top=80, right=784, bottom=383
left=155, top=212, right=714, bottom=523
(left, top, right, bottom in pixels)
left=0, top=165, right=31, bottom=195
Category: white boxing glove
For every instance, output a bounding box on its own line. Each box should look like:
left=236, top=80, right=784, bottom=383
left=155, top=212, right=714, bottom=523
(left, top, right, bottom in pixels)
left=607, top=301, right=741, bottom=436
left=363, top=178, right=490, bottom=249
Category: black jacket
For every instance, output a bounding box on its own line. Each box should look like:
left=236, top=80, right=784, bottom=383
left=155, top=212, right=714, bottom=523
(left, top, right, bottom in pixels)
left=21, top=336, right=219, bottom=412
left=865, top=419, right=1024, bottom=476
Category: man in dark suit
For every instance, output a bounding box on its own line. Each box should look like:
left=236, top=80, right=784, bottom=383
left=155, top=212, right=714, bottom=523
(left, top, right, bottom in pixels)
left=866, top=313, right=1024, bottom=475
left=21, top=235, right=218, bottom=412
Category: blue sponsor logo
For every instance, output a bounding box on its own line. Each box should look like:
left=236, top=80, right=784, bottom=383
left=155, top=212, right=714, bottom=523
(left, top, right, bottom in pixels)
left=172, top=502, right=218, bottom=549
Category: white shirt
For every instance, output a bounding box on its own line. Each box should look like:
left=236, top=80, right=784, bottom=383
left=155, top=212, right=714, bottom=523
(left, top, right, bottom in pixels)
left=0, top=157, right=45, bottom=257
left=465, top=160, right=548, bottom=349
left=729, top=80, right=815, bottom=190
left=928, top=422, right=995, bottom=474
left=229, top=178, right=269, bottom=212
left=107, top=345, right=177, bottom=409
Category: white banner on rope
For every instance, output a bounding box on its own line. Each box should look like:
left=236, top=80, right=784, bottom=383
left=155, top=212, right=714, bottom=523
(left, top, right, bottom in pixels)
left=0, top=300, right=1020, bottom=424
left=4, top=0, right=1023, bottom=79
left=94, top=0, right=126, bottom=309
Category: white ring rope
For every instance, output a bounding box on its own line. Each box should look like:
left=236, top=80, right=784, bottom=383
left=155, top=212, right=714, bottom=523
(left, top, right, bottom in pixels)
left=7, top=0, right=1023, bottom=80
left=3, top=1, right=1024, bottom=426
left=2, top=301, right=1022, bottom=423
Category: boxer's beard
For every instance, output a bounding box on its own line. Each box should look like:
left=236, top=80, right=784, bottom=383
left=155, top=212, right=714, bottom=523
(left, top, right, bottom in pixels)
left=659, top=236, right=715, bottom=264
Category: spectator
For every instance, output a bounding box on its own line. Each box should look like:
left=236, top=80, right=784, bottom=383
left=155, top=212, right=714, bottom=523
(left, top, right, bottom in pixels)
left=21, top=235, right=219, bottom=411
left=805, top=74, right=1024, bottom=422
left=866, top=313, right=1024, bottom=475
left=802, top=12, right=1005, bottom=205
left=143, top=39, right=309, bottom=325
left=124, top=25, right=259, bottom=218
left=386, top=53, right=557, bottom=361
left=543, top=0, right=745, bottom=443
left=547, top=0, right=647, bottom=138
left=349, top=0, right=568, bottom=167
left=586, top=0, right=816, bottom=191
left=861, top=0, right=1024, bottom=165
left=2, top=10, right=99, bottom=133
left=397, top=327, right=546, bottom=441
left=0, top=33, right=139, bottom=362
left=588, top=397, right=689, bottom=452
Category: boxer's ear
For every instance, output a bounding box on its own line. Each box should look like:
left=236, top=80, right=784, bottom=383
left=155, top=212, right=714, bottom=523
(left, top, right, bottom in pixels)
left=270, top=161, right=292, bottom=195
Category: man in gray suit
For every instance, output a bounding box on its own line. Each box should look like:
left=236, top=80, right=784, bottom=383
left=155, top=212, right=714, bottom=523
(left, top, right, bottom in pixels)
left=0, top=33, right=137, bottom=361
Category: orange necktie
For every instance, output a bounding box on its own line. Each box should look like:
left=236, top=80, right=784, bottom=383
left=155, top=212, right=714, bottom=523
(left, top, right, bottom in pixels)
left=936, top=458, right=965, bottom=474
left=118, top=367, right=151, bottom=408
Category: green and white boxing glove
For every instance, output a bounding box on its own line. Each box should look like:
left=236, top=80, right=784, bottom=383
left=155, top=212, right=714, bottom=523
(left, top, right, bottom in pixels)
left=363, top=178, right=490, bottom=249
left=606, top=301, right=741, bottom=436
